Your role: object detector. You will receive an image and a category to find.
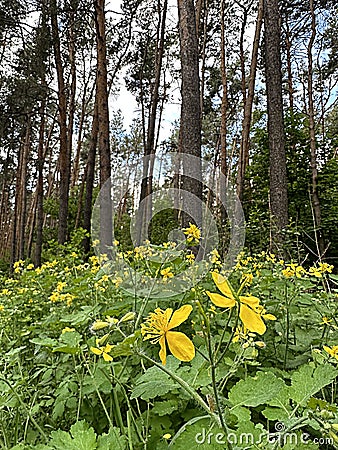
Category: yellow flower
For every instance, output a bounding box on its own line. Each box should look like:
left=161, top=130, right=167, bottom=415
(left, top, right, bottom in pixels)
left=323, top=345, right=338, bottom=361
left=206, top=272, right=276, bottom=335
left=282, top=267, right=294, bottom=278
left=183, top=223, right=201, bottom=243
left=90, top=341, right=113, bottom=362
left=57, top=281, right=67, bottom=292
left=241, top=273, right=253, bottom=285
left=62, top=327, right=75, bottom=334
left=318, top=262, right=334, bottom=273
left=0, top=305, right=4, bottom=312
left=49, top=292, right=59, bottom=302
left=308, top=266, right=322, bottom=278
left=160, top=267, right=174, bottom=281
left=186, top=253, right=195, bottom=264
left=26, top=263, right=34, bottom=270
left=163, top=434, right=171, bottom=440
left=13, top=259, right=24, bottom=269
left=141, top=305, right=195, bottom=365
left=321, top=316, right=332, bottom=326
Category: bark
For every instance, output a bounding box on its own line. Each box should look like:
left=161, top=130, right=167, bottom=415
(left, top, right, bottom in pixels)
left=177, top=0, right=202, bottom=228
left=94, top=0, right=112, bottom=255
left=50, top=0, right=70, bottom=244
left=264, top=0, right=288, bottom=248
left=219, top=0, right=228, bottom=224
left=19, top=117, right=30, bottom=260
left=35, top=98, right=46, bottom=267
left=285, top=18, right=294, bottom=111
left=137, top=0, right=168, bottom=244
left=83, top=93, right=99, bottom=254
left=236, top=0, right=264, bottom=201
left=67, top=8, right=77, bottom=190
left=199, top=0, right=208, bottom=118
left=308, top=0, right=325, bottom=256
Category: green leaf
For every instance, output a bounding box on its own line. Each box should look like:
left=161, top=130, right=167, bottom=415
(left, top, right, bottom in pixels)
left=52, top=345, right=80, bottom=354
left=230, top=406, right=251, bottom=423
left=228, top=371, right=285, bottom=408
left=30, top=337, right=58, bottom=347
left=152, top=400, right=178, bottom=416
left=110, top=333, right=138, bottom=357
left=48, top=421, right=97, bottom=450
left=289, top=363, right=338, bottom=406
left=97, top=427, right=127, bottom=450
left=170, top=417, right=223, bottom=450
left=131, top=356, right=180, bottom=400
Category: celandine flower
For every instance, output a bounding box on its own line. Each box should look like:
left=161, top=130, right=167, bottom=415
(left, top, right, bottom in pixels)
left=90, top=337, right=113, bottom=362
left=183, top=223, right=201, bottom=243
left=160, top=267, right=174, bottom=281
left=323, top=345, right=338, bottom=361
left=141, top=305, right=195, bottom=365
left=206, top=272, right=276, bottom=335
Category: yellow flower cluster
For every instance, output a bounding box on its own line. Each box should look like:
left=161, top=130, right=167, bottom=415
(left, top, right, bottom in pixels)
left=134, top=245, right=153, bottom=259
left=282, top=262, right=334, bottom=278
left=323, top=345, right=338, bottom=361
left=183, top=223, right=201, bottom=243
left=186, top=252, right=195, bottom=264
left=35, top=260, right=58, bottom=274
left=0, top=288, right=11, bottom=296
left=49, top=288, right=75, bottom=306
left=282, top=264, right=306, bottom=278
left=308, top=262, right=334, bottom=278
left=13, top=259, right=25, bottom=273
left=209, top=249, right=221, bottom=265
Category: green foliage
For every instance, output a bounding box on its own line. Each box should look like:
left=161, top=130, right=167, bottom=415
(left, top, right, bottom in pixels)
left=245, top=110, right=338, bottom=262
left=0, top=241, right=337, bottom=449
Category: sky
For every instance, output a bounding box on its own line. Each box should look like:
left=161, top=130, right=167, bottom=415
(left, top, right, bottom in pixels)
left=110, top=0, right=180, bottom=141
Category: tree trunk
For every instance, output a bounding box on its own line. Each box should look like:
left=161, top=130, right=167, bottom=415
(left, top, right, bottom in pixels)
left=83, top=92, right=99, bottom=255
left=264, top=0, right=288, bottom=250
left=137, top=0, right=168, bottom=244
left=285, top=18, right=294, bottom=111
left=94, top=0, right=112, bottom=255
left=50, top=0, right=70, bottom=245
left=219, top=0, right=228, bottom=225
left=35, top=98, right=46, bottom=267
left=177, top=0, right=202, bottom=229
left=67, top=7, right=77, bottom=191
left=308, top=0, right=325, bottom=256
left=236, top=0, right=264, bottom=201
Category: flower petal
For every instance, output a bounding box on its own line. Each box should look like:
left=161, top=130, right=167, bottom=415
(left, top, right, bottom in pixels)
left=211, top=272, right=235, bottom=300
left=240, top=304, right=266, bottom=335
left=90, top=347, right=102, bottom=356
left=168, top=304, right=192, bottom=330
left=239, top=295, right=260, bottom=307
left=166, top=331, right=195, bottom=362
left=103, top=352, right=113, bottom=362
left=206, top=291, right=236, bottom=308
left=159, top=335, right=167, bottom=365
left=263, top=313, right=277, bottom=321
